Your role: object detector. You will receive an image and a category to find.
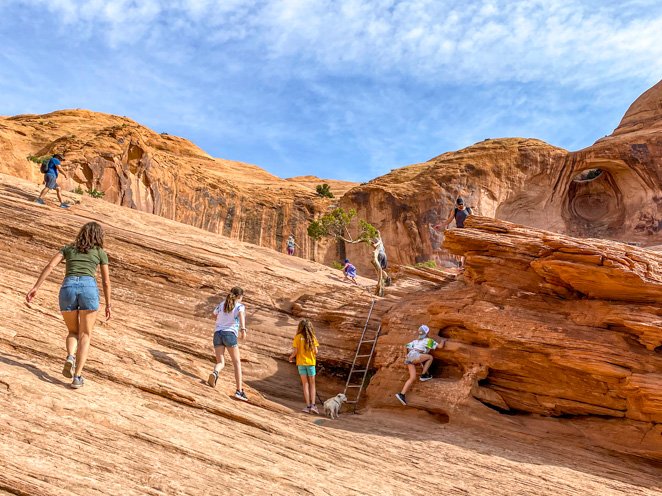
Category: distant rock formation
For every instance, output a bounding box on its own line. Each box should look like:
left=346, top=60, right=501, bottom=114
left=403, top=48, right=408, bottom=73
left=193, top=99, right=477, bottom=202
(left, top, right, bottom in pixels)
left=0, top=110, right=345, bottom=259
left=339, top=79, right=662, bottom=273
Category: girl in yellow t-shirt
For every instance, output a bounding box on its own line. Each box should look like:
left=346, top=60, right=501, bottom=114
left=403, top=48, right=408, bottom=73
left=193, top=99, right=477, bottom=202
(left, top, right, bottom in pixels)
left=288, top=319, right=319, bottom=414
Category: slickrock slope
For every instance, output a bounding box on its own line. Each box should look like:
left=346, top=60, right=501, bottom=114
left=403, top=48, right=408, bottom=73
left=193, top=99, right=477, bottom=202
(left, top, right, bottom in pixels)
left=1, top=175, right=661, bottom=495
left=368, top=215, right=662, bottom=461
left=0, top=110, right=335, bottom=259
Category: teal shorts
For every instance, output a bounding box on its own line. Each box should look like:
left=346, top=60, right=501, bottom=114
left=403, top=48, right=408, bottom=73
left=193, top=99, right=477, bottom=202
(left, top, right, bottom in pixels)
left=297, top=365, right=316, bottom=376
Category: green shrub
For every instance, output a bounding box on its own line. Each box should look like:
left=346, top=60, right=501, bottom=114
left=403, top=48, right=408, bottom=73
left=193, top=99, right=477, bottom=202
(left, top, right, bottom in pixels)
left=27, top=155, right=51, bottom=164
left=315, top=183, right=334, bottom=198
left=38, top=120, right=45, bottom=125
left=332, top=261, right=344, bottom=270
left=86, top=189, right=105, bottom=199
left=71, top=134, right=77, bottom=138
left=416, top=260, right=437, bottom=268
left=71, top=186, right=84, bottom=195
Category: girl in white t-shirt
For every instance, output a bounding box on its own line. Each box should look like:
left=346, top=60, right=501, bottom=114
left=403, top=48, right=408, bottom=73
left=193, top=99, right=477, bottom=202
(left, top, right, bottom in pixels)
left=395, top=325, right=440, bottom=406
left=208, top=286, right=248, bottom=401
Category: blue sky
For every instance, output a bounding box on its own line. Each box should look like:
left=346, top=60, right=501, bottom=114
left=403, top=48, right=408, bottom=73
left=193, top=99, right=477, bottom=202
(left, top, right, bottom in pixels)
left=1, top=1, right=661, bottom=182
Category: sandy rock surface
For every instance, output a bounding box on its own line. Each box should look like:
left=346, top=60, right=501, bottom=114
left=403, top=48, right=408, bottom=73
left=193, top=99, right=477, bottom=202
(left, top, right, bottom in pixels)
left=1, top=175, right=661, bottom=495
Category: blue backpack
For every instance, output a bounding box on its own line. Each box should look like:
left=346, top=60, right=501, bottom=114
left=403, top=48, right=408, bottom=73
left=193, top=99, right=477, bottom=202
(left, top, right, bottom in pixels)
left=40, top=158, right=52, bottom=174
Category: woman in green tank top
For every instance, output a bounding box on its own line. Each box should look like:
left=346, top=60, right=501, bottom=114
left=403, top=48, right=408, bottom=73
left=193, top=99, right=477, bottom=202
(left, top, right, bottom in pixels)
left=26, top=222, right=112, bottom=389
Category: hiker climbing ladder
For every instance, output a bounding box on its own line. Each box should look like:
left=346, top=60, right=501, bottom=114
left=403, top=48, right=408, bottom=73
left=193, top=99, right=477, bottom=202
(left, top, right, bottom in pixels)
left=343, top=299, right=381, bottom=413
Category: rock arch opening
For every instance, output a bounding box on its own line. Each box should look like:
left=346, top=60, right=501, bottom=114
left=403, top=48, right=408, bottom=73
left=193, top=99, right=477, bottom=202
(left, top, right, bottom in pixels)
left=565, top=167, right=625, bottom=235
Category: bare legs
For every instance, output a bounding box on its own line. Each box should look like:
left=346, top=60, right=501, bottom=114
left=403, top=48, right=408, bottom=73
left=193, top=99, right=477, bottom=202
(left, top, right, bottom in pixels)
left=213, top=346, right=226, bottom=374
left=61, top=309, right=98, bottom=377
left=226, top=346, right=243, bottom=392
left=38, top=186, right=64, bottom=203
left=299, top=374, right=316, bottom=406
left=400, top=355, right=433, bottom=395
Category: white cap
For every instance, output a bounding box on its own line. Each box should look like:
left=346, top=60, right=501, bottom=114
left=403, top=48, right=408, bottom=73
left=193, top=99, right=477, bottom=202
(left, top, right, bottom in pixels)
left=418, top=325, right=429, bottom=335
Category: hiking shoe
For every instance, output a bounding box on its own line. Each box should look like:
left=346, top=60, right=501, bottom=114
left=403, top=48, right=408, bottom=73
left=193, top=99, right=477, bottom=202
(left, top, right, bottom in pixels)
left=62, top=355, right=75, bottom=379
left=395, top=393, right=407, bottom=406
left=310, top=404, right=319, bottom=414
left=59, top=203, right=70, bottom=209
left=234, top=390, right=248, bottom=402
left=420, top=372, right=433, bottom=382
left=35, top=198, right=46, bottom=205
left=385, top=276, right=392, bottom=287
left=71, top=375, right=85, bottom=389
left=207, top=371, right=218, bottom=388
left=302, top=406, right=311, bottom=414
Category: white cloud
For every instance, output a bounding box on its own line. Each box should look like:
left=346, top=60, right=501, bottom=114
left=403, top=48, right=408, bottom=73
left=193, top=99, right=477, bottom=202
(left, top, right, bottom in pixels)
left=4, top=0, right=662, bottom=87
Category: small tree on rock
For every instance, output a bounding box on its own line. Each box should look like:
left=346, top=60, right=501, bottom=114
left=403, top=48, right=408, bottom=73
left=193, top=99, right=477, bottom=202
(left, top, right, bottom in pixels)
left=308, top=208, right=386, bottom=296
left=316, top=183, right=334, bottom=198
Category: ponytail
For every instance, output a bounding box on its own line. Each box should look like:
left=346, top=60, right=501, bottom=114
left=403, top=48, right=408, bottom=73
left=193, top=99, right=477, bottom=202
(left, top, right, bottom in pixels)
left=223, top=286, right=244, bottom=313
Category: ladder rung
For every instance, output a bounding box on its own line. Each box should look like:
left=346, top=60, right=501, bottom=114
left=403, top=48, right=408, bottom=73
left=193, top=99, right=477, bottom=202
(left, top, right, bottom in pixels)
left=346, top=385, right=362, bottom=388
left=345, top=400, right=358, bottom=404
left=356, top=354, right=371, bottom=358
left=361, top=340, right=376, bottom=344
left=351, top=369, right=367, bottom=373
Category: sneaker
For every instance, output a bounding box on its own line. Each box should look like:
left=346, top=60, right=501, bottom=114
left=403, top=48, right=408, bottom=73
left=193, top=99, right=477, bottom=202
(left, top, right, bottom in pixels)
left=310, top=404, right=319, bottom=414
left=35, top=198, right=46, bottom=205
left=302, top=406, right=311, bottom=414
left=234, top=390, right=248, bottom=402
left=385, top=276, right=392, bottom=287
left=59, top=203, right=70, bottom=209
left=420, top=372, right=433, bottom=382
left=71, top=375, right=85, bottom=389
left=395, top=393, right=407, bottom=406
left=207, top=371, right=218, bottom=388
left=62, top=355, right=75, bottom=379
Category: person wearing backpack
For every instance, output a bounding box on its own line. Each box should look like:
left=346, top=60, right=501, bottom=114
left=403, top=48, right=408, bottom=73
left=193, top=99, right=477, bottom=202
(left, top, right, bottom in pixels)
left=435, top=197, right=473, bottom=269
left=36, top=152, right=69, bottom=208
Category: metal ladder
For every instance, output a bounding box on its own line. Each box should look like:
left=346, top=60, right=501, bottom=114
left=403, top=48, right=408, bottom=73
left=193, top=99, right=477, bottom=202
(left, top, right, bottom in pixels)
left=343, top=299, right=381, bottom=413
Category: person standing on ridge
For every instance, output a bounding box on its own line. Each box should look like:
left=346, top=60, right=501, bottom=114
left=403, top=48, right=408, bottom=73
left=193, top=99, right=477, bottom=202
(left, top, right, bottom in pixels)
left=36, top=152, right=70, bottom=208
left=371, top=235, right=391, bottom=286
left=435, top=197, right=473, bottom=269
left=208, top=286, right=249, bottom=402
left=286, top=235, right=298, bottom=256
left=26, top=222, right=112, bottom=389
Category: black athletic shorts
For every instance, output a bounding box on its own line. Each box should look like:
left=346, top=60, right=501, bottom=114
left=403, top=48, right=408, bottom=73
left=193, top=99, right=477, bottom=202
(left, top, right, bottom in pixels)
left=378, top=252, right=387, bottom=269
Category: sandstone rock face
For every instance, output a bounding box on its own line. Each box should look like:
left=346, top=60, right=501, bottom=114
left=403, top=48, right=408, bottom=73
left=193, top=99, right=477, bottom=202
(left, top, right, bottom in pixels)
left=367, top=216, right=662, bottom=461
left=499, top=79, right=662, bottom=244
left=335, top=80, right=662, bottom=273
left=1, top=175, right=662, bottom=494
left=337, top=138, right=567, bottom=272
left=0, top=110, right=336, bottom=260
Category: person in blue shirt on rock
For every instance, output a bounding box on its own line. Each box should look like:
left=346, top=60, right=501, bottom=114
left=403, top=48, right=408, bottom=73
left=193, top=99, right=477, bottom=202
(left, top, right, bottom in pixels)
left=36, top=152, right=69, bottom=208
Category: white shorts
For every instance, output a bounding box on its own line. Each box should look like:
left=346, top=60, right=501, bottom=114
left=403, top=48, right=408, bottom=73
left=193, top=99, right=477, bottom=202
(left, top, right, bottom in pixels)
left=405, top=350, right=421, bottom=365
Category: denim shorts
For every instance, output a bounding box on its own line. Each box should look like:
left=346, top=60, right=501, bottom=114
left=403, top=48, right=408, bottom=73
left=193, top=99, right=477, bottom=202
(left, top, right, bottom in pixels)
left=44, top=174, right=59, bottom=189
left=213, top=330, right=238, bottom=348
left=297, top=365, right=316, bottom=376
left=58, top=276, right=99, bottom=311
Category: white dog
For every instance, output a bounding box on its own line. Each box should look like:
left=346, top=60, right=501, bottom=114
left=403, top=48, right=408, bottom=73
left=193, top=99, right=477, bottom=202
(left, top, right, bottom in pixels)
left=323, top=393, right=347, bottom=419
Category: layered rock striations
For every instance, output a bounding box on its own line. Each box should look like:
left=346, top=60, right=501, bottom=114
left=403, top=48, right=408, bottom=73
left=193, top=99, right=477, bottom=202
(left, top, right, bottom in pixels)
left=367, top=216, right=662, bottom=460
left=0, top=110, right=339, bottom=260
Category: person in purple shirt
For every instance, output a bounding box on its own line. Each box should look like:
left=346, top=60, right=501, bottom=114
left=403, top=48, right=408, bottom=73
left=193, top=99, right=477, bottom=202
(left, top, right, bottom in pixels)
left=36, top=152, right=69, bottom=208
